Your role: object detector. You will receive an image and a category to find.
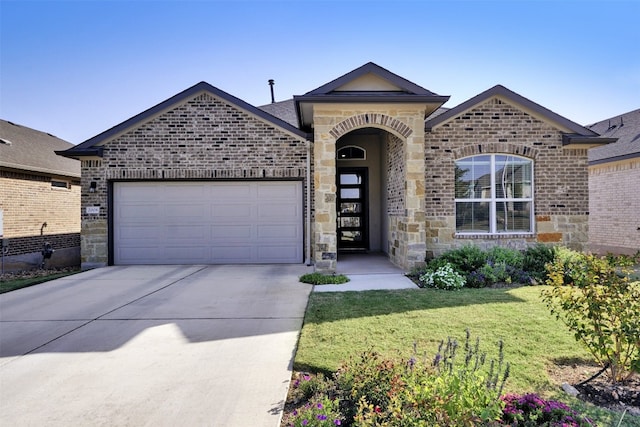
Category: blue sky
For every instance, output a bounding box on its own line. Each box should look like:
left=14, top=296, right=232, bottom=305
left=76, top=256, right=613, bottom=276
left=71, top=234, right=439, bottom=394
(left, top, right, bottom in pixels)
left=1, top=0, right=639, bottom=144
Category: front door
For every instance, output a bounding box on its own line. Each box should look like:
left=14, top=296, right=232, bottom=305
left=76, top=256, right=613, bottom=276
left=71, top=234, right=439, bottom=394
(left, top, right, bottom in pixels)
left=337, top=168, right=369, bottom=251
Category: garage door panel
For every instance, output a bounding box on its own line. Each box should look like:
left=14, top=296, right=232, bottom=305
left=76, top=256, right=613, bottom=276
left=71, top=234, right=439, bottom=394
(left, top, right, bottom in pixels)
left=164, top=246, right=210, bottom=263
left=211, top=184, right=252, bottom=198
left=166, top=225, right=209, bottom=240
left=212, top=224, right=253, bottom=239
left=164, top=203, right=207, bottom=219
left=257, top=224, right=300, bottom=239
left=212, top=203, right=254, bottom=219
left=258, top=203, right=301, bottom=219
left=257, top=245, right=300, bottom=262
left=114, top=181, right=302, bottom=264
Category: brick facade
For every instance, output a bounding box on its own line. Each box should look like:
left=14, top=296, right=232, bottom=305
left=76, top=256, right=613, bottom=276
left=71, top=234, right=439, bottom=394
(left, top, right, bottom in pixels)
left=424, top=98, right=590, bottom=257
left=589, top=158, right=640, bottom=255
left=0, top=170, right=80, bottom=270
left=79, top=92, right=310, bottom=268
left=64, top=67, right=602, bottom=272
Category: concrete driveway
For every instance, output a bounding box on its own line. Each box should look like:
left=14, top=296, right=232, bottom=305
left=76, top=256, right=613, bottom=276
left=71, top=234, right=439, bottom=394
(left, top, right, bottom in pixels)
left=0, top=265, right=312, bottom=426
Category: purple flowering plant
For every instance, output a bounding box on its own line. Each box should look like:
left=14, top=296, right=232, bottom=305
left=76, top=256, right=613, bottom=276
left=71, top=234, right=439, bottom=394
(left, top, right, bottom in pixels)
left=500, top=393, right=595, bottom=426
left=286, top=398, right=342, bottom=427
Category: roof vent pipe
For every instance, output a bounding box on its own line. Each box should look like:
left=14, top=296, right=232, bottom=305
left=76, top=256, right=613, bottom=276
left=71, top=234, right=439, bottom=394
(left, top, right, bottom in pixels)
left=268, top=79, right=275, bottom=103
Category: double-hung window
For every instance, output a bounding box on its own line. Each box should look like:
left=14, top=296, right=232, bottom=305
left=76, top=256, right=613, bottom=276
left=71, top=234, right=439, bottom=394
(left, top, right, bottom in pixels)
left=455, top=154, right=533, bottom=234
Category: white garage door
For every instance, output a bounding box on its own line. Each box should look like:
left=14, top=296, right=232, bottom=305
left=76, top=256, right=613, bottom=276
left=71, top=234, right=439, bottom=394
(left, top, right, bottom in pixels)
left=113, top=181, right=303, bottom=264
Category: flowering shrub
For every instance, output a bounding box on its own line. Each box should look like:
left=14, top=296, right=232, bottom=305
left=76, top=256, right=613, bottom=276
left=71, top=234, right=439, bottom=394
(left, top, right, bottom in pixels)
left=333, top=331, right=509, bottom=426
left=500, top=393, right=595, bottom=426
left=419, top=262, right=466, bottom=290
left=286, top=398, right=343, bottom=427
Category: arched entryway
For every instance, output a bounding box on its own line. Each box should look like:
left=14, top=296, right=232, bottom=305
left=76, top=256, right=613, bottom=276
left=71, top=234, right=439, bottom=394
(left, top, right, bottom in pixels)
left=336, top=127, right=404, bottom=256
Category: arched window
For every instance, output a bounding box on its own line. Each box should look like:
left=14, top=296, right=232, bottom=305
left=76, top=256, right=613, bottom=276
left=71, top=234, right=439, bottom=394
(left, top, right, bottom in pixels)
left=337, top=145, right=366, bottom=160
left=455, top=154, right=534, bottom=234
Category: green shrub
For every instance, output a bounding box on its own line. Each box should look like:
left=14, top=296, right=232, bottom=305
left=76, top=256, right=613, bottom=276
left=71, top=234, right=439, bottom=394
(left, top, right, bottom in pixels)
left=541, top=252, right=640, bottom=382
left=300, top=272, right=350, bottom=285
left=522, top=244, right=556, bottom=283
left=419, top=262, right=466, bottom=290
left=439, top=245, right=488, bottom=274
left=487, top=246, right=524, bottom=270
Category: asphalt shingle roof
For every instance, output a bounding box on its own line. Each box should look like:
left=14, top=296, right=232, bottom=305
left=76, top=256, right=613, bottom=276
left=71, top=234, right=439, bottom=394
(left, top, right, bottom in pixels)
left=587, top=108, right=640, bottom=164
left=259, top=99, right=299, bottom=128
left=0, top=119, right=80, bottom=177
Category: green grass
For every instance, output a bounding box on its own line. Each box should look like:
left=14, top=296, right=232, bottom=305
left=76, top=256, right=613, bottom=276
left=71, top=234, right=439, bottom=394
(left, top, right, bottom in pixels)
left=294, top=286, right=639, bottom=426
left=0, top=270, right=80, bottom=294
left=299, top=272, right=350, bottom=285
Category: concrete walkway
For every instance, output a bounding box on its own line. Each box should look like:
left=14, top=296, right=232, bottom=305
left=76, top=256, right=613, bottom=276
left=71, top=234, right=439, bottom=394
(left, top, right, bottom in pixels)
left=0, top=265, right=312, bottom=427
left=316, top=253, right=419, bottom=292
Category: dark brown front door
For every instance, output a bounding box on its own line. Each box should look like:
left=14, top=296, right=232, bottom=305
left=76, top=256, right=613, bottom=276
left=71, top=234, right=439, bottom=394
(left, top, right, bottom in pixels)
left=337, top=168, right=369, bottom=251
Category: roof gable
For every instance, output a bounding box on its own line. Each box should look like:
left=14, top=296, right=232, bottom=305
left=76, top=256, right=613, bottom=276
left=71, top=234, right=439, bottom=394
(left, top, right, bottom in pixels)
left=294, top=62, right=450, bottom=131
left=58, top=82, right=310, bottom=159
left=304, top=62, right=440, bottom=96
left=425, top=85, right=598, bottom=137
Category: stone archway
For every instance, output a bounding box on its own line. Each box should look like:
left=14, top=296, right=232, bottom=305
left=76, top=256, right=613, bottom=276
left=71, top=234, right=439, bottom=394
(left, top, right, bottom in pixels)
left=312, top=107, right=427, bottom=272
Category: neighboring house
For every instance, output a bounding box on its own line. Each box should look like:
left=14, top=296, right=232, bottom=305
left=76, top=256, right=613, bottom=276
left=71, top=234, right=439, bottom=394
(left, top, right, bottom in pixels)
left=0, top=119, right=81, bottom=272
left=586, top=109, right=640, bottom=255
left=58, top=62, right=611, bottom=272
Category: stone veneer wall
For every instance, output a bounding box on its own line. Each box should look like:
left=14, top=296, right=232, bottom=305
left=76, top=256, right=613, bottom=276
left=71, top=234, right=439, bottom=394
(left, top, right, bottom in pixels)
left=79, top=93, right=309, bottom=268
left=589, top=158, right=640, bottom=255
left=313, top=106, right=426, bottom=272
left=424, top=98, right=590, bottom=258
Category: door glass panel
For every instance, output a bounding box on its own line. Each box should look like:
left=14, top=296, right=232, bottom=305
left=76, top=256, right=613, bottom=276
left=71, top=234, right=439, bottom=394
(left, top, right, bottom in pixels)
left=340, top=174, right=361, bottom=185
left=340, top=188, right=360, bottom=199
left=340, top=203, right=362, bottom=213
left=340, top=217, right=361, bottom=228
left=340, top=231, right=362, bottom=242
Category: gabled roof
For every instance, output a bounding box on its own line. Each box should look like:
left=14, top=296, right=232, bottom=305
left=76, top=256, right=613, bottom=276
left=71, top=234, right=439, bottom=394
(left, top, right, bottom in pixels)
left=294, top=62, right=449, bottom=131
left=587, top=108, right=640, bottom=164
left=58, top=82, right=311, bottom=159
left=424, top=85, right=610, bottom=147
left=0, top=119, right=80, bottom=178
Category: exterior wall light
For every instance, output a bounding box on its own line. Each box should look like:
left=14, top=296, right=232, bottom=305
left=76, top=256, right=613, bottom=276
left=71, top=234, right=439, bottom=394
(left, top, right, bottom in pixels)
left=89, top=181, right=97, bottom=193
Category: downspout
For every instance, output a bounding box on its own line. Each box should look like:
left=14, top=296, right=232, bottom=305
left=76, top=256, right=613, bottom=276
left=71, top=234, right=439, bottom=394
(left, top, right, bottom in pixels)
left=305, top=139, right=312, bottom=266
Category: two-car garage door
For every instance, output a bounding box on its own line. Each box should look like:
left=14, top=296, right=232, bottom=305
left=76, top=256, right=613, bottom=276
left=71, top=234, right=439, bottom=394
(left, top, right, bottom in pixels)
left=113, top=181, right=303, bottom=264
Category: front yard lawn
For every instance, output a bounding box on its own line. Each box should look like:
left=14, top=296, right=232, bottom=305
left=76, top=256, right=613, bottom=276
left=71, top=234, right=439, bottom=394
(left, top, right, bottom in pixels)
left=292, top=286, right=639, bottom=426
left=0, top=268, right=80, bottom=294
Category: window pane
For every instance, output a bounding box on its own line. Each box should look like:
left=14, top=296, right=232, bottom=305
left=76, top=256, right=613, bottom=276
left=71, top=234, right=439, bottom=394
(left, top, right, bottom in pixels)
left=455, top=156, right=491, bottom=199
left=496, top=201, right=532, bottom=232
left=340, top=174, right=361, bottom=185
left=455, top=202, right=490, bottom=232
left=494, top=156, right=533, bottom=198
left=340, top=188, right=360, bottom=199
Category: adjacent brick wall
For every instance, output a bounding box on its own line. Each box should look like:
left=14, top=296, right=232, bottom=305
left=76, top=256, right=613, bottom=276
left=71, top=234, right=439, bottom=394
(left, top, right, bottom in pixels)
left=0, top=170, right=80, bottom=271
left=589, top=158, right=640, bottom=255
left=80, top=92, right=310, bottom=268
left=386, top=133, right=405, bottom=215
left=424, top=97, right=590, bottom=257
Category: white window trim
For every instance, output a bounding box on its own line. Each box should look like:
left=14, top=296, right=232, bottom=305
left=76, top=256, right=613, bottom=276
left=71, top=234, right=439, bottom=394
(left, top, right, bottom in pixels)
left=455, top=154, right=534, bottom=235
